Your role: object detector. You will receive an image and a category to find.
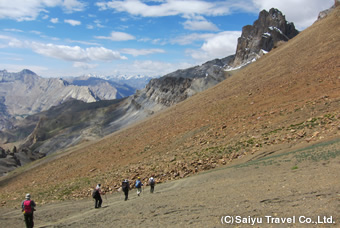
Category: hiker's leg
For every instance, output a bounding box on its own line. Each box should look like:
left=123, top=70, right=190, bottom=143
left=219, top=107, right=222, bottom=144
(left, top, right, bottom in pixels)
left=95, top=198, right=98, bottom=208
left=24, top=214, right=29, bottom=228
left=30, top=213, right=34, bottom=228
left=98, top=196, right=102, bottom=207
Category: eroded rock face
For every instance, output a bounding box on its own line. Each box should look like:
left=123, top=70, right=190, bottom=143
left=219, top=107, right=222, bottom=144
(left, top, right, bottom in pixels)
left=0, top=146, right=45, bottom=175
left=232, top=8, right=299, bottom=67
left=136, top=56, right=234, bottom=108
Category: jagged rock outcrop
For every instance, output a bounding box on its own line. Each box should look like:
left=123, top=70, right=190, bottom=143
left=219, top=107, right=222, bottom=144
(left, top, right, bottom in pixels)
left=231, top=8, right=299, bottom=68
left=318, top=0, right=339, bottom=20
left=0, top=146, right=45, bottom=175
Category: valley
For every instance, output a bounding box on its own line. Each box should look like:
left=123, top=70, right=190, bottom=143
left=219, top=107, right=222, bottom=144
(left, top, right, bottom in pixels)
left=0, top=3, right=339, bottom=227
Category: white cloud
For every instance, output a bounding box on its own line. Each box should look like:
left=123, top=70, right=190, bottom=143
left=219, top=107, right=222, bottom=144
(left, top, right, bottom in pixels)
left=62, top=0, right=87, bottom=13
left=183, top=16, right=219, bottom=31
left=252, top=0, right=334, bottom=30
left=3, top=28, right=24, bottom=33
left=73, top=62, right=98, bottom=69
left=30, top=42, right=127, bottom=62
left=0, top=35, right=25, bottom=48
left=0, top=0, right=57, bottom=21
left=187, top=31, right=241, bottom=62
left=64, top=19, right=81, bottom=26
left=96, top=0, right=254, bottom=17
left=170, top=33, right=215, bottom=45
left=94, top=19, right=105, bottom=28
left=66, top=39, right=101, bottom=46
left=96, top=0, right=333, bottom=30
left=87, top=47, right=127, bottom=61
left=129, top=60, right=193, bottom=76
left=95, top=31, right=136, bottom=41
left=1, top=34, right=126, bottom=62
left=120, top=48, right=165, bottom=56
left=50, top=18, right=59, bottom=23
left=0, top=0, right=86, bottom=21
left=0, top=63, right=49, bottom=75
left=30, top=30, right=42, bottom=35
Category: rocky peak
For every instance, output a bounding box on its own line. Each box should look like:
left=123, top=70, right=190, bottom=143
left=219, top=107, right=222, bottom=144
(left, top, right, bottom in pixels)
left=20, top=69, right=37, bottom=75
left=317, top=0, right=339, bottom=20
left=336, top=0, right=340, bottom=7
left=231, top=8, right=299, bottom=67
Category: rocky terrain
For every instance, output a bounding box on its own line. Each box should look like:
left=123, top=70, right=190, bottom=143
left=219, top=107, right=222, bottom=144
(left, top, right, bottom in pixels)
left=0, top=8, right=298, bottom=176
left=0, top=2, right=338, bottom=215
left=0, top=5, right=339, bottom=227
left=0, top=138, right=339, bottom=227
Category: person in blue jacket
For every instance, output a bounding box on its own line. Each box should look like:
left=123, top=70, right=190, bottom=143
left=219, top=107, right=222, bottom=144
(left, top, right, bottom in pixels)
left=135, top=177, right=143, bottom=196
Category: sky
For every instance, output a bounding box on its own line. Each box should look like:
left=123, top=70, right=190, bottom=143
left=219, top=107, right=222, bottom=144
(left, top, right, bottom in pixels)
left=0, top=0, right=334, bottom=78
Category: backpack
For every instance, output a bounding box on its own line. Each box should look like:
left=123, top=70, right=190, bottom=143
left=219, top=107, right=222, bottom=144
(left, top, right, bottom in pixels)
left=122, top=181, right=129, bottom=191
left=92, top=189, right=99, bottom=198
left=23, top=200, right=33, bottom=214
left=135, top=180, right=142, bottom=188
left=149, top=178, right=155, bottom=186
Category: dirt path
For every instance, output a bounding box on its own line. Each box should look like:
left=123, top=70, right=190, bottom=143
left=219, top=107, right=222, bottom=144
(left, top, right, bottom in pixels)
left=1, top=139, right=339, bottom=227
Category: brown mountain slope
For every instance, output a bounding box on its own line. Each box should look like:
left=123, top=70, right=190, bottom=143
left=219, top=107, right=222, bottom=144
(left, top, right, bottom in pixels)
left=0, top=6, right=340, bottom=207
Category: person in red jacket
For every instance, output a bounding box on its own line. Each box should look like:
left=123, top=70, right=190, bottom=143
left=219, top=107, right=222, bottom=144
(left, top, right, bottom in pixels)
left=21, top=193, right=36, bottom=228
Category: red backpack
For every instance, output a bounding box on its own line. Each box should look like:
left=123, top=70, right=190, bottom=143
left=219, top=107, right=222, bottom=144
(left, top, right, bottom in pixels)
left=23, top=200, right=32, bottom=213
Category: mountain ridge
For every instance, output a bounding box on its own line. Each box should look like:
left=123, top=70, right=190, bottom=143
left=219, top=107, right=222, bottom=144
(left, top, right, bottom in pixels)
left=0, top=4, right=339, bottom=209
left=0, top=70, right=136, bottom=130
left=0, top=8, right=300, bottom=175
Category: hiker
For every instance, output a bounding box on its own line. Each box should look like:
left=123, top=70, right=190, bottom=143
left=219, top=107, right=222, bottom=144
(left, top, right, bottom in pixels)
left=21, top=193, right=36, bottom=228
left=135, top=177, right=143, bottom=196
left=122, top=179, right=130, bottom=201
left=93, top=184, right=103, bottom=208
left=149, top=177, right=155, bottom=193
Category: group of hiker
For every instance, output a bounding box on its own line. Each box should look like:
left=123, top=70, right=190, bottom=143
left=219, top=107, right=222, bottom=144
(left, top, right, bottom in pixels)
left=121, top=176, right=155, bottom=200
left=21, top=176, right=156, bottom=227
left=92, top=176, right=156, bottom=207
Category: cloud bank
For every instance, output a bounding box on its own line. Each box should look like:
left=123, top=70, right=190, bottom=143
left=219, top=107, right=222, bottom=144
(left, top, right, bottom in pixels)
left=0, top=0, right=87, bottom=21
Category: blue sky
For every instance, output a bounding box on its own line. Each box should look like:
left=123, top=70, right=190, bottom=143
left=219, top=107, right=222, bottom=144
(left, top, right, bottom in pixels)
left=0, top=0, right=333, bottom=78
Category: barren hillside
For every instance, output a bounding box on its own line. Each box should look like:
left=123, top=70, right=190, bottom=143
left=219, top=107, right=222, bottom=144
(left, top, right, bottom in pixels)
left=0, top=5, right=339, bottom=219
left=0, top=138, right=339, bottom=227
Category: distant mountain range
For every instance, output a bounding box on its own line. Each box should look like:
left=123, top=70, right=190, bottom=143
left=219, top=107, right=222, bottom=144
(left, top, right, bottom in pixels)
left=84, top=73, right=157, bottom=90
left=0, top=8, right=299, bottom=175
left=0, top=70, right=143, bottom=130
